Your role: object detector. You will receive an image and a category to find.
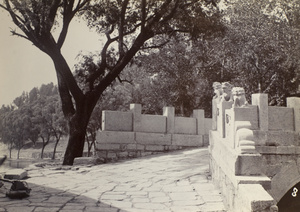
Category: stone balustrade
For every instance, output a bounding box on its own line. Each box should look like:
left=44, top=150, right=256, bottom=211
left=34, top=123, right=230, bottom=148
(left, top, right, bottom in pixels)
left=96, top=104, right=212, bottom=161
left=210, top=93, right=300, bottom=211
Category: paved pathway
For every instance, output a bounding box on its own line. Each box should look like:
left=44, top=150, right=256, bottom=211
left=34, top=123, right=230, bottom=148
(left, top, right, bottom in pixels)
left=0, top=148, right=226, bottom=212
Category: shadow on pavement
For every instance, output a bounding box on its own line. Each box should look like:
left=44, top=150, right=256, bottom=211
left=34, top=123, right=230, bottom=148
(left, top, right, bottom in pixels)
left=0, top=180, right=126, bottom=212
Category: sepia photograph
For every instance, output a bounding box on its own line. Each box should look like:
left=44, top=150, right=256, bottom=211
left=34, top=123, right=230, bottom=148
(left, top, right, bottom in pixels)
left=0, top=0, right=299, bottom=211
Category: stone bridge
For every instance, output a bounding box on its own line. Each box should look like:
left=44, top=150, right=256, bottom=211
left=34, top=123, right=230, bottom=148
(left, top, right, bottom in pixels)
left=95, top=89, right=300, bottom=211
left=210, top=91, right=300, bottom=212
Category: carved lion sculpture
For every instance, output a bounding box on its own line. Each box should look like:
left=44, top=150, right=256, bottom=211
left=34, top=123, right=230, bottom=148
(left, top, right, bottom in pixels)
left=232, top=87, right=249, bottom=107
left=221, top=82, right=233, bottom=102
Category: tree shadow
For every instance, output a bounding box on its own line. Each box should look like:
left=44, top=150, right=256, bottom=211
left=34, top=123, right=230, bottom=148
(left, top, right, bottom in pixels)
left=0, top=180, right=126, bottom=212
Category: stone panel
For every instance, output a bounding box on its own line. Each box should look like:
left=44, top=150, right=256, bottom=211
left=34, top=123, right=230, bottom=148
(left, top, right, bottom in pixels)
left=163, top=107, right=175, bottom=134
left=235, top=154, right=262, bottom=176
left=253, top=130, right=267, bottom=146
left=204, top=118, right=212, bottom=135
left=268, top=107, right=294, bottom=131
left=139, top=115, right=167, bottom=133
left=96, top=131, right=135, bottom=144
left=232, top=106, right=259, bottom=130
left=172, top=134, right=203, bottom=147
left=266, top=131, right=296, bottom=146
left=73, top=157, right=99, bottom=165
left=217, top=101, right=233, bottom=138
left=252, top=93, right=269, bottom=131
left=236, top=184, right=276, bottom=212
left=193, top=109, right=205, bottom=135
left=174, top=117, right=197, bottom=135
left=287, top=97, right=300, bottom=133
left=102, top=110, right=133, bottom=131
left=136, top=132, right=171, bottom=145
left=4, top=169, right=28, bottom=180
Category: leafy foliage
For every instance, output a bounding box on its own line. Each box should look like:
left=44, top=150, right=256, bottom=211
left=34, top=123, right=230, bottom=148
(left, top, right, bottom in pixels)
left=0, top=83, right=68, bottom=159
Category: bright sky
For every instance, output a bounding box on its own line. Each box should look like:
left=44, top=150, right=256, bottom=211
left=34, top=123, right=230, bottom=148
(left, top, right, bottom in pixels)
left=0, top=10, right=102, bottom=106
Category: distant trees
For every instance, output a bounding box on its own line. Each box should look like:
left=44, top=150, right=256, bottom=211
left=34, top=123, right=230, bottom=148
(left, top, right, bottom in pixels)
left=0, top=83, right=68, bottom=159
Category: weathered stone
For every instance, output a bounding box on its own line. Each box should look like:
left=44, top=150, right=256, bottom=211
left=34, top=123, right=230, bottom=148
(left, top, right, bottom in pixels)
left=4, top=169, right=27, bottom=180
left=145, top=145, right=165, bottom=152
left=266, top=131, right=296, bottom=146
left=237, top=184, right=276, bottom=212
left=96, top=143, right=121, bottom=151
left=236, top=175, right=271, bottom=190
left=256, top=146, right=277, bottom=154
left=139, top=115, right=167, bottom=133
left=163, top=106, right=175, bottom=134
left=252, top=93, right=269, bottom=131
left=96, top=131, right=135, bottom=144
left=107, top=152, right=117, bottom=159
left=287, top=97, right=300, bottom=132
left=276, top=146, right=295, bottom=155
left=235, top=128, right=254, bottom=150
left=130, top=103, right=142, bottom=132
left=172, top=134, right=203, bottom=147
left=204, top=118, right=212, bottom=135
left=174, top=117, right=197, bottom=135
left=235, top=154, right=262, bottom=175
left=117, top=152, right=129, bottom=158
left=232, top=106, right=259, bottom=130
left=252, top=130, right=267, bottom=146
left=73, top=157, right=98, bottom=165
left=217, top=101, right=233, bottom=138
left=102, top=110, right=133, bottom=131
left=136, top=132, right=171, bottom=145
left=268, top=107, right=294, bottom=131
left=193, top=109, right=205, bottom=135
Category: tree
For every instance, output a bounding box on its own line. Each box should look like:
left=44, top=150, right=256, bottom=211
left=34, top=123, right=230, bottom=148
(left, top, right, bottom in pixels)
left=212, top=0, right=300, bottom=104
left=32, top=97, right=53, bottom=159
left=0, top=0, right=223, bottom=165
left=0, top=105, right=15, bottom=158
left=1, top=108, right=29, bottom=159
left=132, top=38, right=200, bottom=116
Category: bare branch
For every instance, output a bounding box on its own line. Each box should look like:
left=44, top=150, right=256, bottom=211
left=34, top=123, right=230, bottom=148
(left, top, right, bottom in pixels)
left=57, top=0, right=90, bottom=49
left=10, top=29, right=30, bottom=41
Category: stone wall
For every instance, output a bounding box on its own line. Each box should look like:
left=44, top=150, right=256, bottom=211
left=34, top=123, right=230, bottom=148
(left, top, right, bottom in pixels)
left=209, top=94, right=300, bottom=211
left=96, top=104, right=212, bottom=161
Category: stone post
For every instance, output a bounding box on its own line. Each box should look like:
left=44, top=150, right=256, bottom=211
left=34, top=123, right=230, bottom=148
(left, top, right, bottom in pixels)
left=252, top=93, right=268, bottom=131
left=163, top=107, right=175, bottom=134
left=212, top=99, right=218, bottom=130
left=193, top=109, right=205, bottom=135
left=287, top=97, right=300, bottom=133
left=217, top=101, right=233, bottom=138
left=101, top=110, right=107, bottom=131
left=130, top=104, right=142, bottom=132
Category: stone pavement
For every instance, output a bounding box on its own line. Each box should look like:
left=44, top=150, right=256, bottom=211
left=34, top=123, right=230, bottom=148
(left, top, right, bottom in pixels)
left=0, top=148, right=226, bottom=212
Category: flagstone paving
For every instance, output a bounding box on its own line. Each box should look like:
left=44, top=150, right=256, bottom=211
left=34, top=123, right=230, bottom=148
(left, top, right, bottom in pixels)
left=0, top=148, right=226, bottom=212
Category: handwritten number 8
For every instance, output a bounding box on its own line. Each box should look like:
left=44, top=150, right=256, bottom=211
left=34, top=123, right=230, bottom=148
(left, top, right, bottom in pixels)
left=292, top=187, right=298, bottom=197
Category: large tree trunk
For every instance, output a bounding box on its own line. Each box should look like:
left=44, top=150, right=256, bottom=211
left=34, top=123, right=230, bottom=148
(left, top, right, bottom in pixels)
left=62, top=103, right=94, bottom=165
left=63, top=116, right=86, bottom=165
